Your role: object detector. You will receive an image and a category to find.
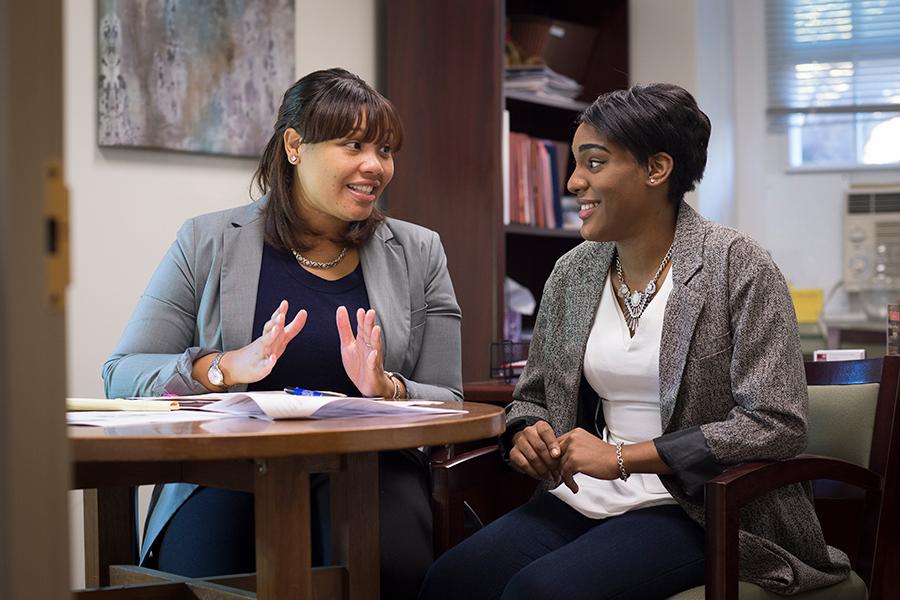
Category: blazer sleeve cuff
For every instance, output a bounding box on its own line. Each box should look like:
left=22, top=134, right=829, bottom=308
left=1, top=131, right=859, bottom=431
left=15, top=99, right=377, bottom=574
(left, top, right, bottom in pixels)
left=161, top=347, right=219, bottom=396
left=654, top=425, right=727, bottom=499
left=397, top=375, right=462, bottom=402
left=499, top=416, right=544, bottom=461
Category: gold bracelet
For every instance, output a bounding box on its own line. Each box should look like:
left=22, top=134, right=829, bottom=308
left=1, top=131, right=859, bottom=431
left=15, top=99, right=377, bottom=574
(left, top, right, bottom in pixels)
left=384, top=371, right=401, bottom=400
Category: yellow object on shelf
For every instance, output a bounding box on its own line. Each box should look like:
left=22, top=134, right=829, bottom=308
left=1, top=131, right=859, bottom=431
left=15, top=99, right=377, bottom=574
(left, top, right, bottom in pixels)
left=790, top=288, right=825, bottom=324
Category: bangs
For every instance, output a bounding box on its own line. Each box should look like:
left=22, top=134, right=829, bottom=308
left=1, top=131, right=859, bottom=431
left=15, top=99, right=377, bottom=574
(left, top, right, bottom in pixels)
left=299, top=82, right=404, bottom=151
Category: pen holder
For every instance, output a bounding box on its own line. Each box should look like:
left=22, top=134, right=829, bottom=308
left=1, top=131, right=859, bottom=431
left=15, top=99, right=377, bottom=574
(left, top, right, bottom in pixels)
left=490, top=340, right=530, bottom=383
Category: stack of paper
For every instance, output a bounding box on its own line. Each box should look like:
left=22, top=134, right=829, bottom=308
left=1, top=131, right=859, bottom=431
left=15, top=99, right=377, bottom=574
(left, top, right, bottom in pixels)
left=67, top=392, right=466, bottom=427
left=190, top=391, right=466, bottom=420
left=504, top=65, right=583, bottom=99
left=67, top=397, right=180, bottom=411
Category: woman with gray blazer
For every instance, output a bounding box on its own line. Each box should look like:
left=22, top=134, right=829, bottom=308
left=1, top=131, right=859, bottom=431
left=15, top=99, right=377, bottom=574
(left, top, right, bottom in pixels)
left=103, top=69, right=461, bottom=600
left=420, top=85, right=847, bottom=599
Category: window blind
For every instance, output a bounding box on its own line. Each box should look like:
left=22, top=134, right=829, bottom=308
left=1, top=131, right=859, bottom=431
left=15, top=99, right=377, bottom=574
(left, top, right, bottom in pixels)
left=767, top=0, right=900, bottom=122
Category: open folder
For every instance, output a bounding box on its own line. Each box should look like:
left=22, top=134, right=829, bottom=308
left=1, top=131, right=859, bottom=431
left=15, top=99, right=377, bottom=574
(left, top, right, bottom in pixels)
left=67, top=397, right=180, bottom=411
left=140, top=391, right=467, bottom=420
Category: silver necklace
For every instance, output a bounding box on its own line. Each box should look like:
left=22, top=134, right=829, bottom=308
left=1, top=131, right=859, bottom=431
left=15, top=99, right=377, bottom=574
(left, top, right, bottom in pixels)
left=614, top=243, right=674, bottom=333
left=291, top=246, right=348, bottom=270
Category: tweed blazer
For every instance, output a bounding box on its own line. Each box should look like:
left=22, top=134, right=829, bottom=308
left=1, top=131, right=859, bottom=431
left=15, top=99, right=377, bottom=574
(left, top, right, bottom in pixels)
left=506, top=202, right=849, bottom=595
left=102, top=197, right=462, bottom=563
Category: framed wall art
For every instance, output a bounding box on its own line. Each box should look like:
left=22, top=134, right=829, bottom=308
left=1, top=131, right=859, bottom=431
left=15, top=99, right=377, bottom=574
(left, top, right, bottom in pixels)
left=97, top=0, right=295, bottom=157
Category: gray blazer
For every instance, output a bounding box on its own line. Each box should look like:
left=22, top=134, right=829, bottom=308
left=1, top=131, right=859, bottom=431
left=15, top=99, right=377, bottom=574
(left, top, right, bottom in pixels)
left=507, top=202, right=849, bottom=595
left=102, top=198, right=462, bottom=563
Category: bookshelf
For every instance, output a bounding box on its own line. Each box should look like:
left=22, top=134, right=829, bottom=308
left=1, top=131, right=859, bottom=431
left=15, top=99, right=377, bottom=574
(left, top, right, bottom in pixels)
left=381, top=0, right=629, bottom=380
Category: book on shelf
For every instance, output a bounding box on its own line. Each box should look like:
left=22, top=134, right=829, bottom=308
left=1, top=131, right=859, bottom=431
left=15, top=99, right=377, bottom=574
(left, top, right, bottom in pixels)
left=502, top=109, right=510, bottom=225
left=506, top=131, right=574, bottom=230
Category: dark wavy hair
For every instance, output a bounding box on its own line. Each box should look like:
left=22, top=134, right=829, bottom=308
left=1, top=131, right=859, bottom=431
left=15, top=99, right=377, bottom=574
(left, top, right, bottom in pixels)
left=253, top=68, right=404, bottom=251
left=578, top=83, right=711, bottom=205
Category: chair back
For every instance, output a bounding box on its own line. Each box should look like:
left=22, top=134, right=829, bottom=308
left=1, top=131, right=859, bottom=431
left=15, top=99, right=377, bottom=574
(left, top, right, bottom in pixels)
left=805, top=358, right=896, bottom=476
left=804, top=356, right=900, bottom=598
left=805, top=371, right=880, bottom=468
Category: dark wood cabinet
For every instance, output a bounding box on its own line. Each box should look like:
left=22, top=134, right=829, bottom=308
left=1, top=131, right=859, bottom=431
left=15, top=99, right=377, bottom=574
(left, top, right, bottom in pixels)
left=381, top=0, right=629, bottom=380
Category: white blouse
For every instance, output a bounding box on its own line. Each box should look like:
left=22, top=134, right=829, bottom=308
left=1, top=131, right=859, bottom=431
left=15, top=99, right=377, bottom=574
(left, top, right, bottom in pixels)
left=549, top=267, right=677, bottom=518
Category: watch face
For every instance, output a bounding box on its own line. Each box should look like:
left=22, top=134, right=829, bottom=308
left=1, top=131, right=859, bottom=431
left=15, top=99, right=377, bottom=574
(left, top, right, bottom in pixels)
left=208, top=364, right=224, bottom=386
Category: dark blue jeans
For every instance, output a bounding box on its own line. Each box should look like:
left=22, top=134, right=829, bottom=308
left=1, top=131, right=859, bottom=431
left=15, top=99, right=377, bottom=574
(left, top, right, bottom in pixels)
left=418, top=493, right=705, bottom=600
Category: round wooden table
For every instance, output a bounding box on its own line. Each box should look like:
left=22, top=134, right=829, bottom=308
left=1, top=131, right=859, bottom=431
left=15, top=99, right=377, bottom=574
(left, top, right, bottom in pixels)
left=70, top=402, right=505, bottom=600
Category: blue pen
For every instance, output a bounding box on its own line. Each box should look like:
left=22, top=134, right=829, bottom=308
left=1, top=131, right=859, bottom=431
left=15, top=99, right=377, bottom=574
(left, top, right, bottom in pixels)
left=283, top=387, right=347, bottom=397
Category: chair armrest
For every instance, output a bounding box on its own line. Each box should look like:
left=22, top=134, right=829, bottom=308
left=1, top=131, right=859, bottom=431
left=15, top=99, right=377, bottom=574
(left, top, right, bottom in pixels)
left=432, top=445, right=505, bottom=489
left=430, top=444, right=536, bottom=556
left=704, top=454, right=882, bottom=600
left=709, top=454, right=880, bottom=505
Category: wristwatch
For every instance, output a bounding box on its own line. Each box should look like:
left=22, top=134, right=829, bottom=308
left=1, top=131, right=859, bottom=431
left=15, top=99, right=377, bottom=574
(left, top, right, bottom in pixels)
left=207, top=352, right=227, bottom=388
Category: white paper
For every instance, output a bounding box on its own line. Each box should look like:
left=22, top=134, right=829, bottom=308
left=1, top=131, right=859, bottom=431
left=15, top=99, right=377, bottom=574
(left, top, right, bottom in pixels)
left=67, top=410, right=230, bottom=427
left=136, top=391, right=467, bottom=421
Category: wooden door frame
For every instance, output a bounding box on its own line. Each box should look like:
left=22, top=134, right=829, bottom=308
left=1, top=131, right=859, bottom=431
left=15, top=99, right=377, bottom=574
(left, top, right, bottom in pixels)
left=0, top=0, right=71, bottom=597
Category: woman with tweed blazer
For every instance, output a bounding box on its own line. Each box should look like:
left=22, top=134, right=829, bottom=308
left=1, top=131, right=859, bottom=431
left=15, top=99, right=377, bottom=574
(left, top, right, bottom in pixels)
left=419, top=84, right=848, bottom=599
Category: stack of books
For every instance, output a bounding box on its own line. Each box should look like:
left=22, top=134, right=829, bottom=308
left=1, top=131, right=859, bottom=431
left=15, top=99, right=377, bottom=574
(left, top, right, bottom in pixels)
left=504, top=65, right=583, bottom=100
left=506, top=132, right=578, bottom=229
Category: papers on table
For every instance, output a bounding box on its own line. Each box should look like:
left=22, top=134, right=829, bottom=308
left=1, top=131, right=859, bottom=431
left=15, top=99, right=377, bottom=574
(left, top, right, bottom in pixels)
left=67, top=392, right=465, bottom=427
left=66, top=409, right=230, bottom=427
left=194, top=391, right=466, bottom=420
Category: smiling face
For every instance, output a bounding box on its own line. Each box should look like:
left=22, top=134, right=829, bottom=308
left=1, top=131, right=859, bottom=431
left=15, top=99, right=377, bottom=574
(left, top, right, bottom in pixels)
left=567, top=123, right=664, bottom=243
left=290, top=114, right=395, bottom=227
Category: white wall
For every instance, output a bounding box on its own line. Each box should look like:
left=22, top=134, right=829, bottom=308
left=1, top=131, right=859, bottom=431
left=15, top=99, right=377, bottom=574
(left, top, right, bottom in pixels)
left=629, top=0, right=698, bottom=90
left=629, top=0, right=737, bottom=224
left=65, top=0, right=376, bottom=588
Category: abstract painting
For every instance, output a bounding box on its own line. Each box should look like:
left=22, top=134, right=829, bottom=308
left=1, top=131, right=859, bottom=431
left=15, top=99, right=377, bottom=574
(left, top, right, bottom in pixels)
left=98, top=0, right=295, bottom=157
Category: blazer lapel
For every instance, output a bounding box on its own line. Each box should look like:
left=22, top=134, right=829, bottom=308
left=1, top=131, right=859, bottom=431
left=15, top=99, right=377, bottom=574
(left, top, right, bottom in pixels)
left=659, top=202, right=706, bottom=430
left=220, top=202, right=265, bottom=352
left=558, top=243, right=613, bottom=427
left=360, top=222, right=410, bottom=374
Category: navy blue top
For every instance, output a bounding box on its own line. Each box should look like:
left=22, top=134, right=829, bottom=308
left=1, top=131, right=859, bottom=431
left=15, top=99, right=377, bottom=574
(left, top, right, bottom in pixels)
left=247, top=244, right=370, bottom=396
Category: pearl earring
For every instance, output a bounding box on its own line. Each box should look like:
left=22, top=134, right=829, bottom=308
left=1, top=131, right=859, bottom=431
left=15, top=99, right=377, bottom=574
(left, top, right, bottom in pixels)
left=649, top=178, right=656, bottom=184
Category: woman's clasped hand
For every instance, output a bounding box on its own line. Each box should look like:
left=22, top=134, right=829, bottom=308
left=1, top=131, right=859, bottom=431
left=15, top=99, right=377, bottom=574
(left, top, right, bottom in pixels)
left=511, top=423, right=620, bottom=493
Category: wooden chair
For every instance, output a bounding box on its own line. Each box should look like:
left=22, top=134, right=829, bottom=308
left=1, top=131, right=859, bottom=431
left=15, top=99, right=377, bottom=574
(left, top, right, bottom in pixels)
left=672, top=356, right=900, bottom=599
left=430, top=443, right=536, bottom=556
left=437, top=358, right=900, bottom=597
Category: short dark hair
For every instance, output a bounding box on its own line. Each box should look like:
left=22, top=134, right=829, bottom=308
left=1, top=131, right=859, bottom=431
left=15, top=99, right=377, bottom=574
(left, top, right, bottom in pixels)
left=253, top=68, right=404, bottom=251
left=578, top=83, right=711, bottom=204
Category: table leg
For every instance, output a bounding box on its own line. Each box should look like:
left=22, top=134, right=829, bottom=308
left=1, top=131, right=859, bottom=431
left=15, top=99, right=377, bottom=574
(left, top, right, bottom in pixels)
left=82, top=487, right=137, bottom=587
left=331, top=452, right=379, bottom=600
left=254, top=457, right=312, bottom=599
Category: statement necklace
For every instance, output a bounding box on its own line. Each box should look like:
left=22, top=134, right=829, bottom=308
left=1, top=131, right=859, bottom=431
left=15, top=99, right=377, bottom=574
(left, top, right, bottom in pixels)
left=614, top=243, right=674, bottom=333
left=291, top=246, right=348, bottom=270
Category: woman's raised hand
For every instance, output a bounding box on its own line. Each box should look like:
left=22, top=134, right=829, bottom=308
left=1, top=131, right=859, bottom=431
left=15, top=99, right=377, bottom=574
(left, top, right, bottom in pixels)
left=336, top=306, right=393, bottom=398
left=221, top=300, right=307, bottom=385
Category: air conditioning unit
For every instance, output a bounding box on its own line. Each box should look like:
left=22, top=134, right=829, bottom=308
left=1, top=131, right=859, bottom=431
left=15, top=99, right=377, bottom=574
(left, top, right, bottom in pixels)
left=844, top=188, right=900, bottom=292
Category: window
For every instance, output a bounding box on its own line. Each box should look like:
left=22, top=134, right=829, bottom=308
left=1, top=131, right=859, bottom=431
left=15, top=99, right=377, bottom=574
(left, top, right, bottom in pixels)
left=767, top=0, right=900, bottom=168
